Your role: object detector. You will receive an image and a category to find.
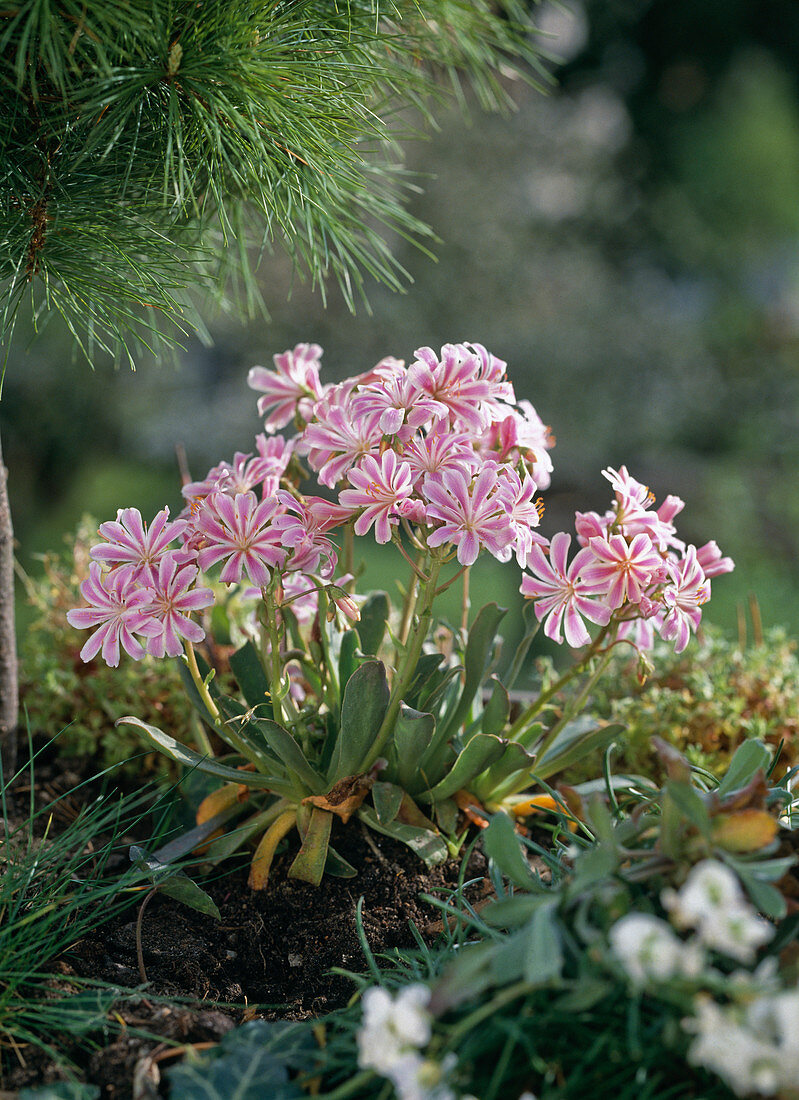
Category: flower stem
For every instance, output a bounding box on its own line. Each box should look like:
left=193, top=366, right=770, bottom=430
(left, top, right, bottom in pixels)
left=504, top=624, right=612, bottom=743
left=261, top=582, right=291, bottom=729
left=359, top=555, right=441, bottom=773
left=184, top=640, right=220, bottom=724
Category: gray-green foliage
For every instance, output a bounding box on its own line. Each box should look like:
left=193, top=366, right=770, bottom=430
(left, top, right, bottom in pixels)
left=1, top=0, right=544, bottom=361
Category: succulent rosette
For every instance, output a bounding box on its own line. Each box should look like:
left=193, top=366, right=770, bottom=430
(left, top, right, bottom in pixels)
left=67, top=341, right=732, bottom=891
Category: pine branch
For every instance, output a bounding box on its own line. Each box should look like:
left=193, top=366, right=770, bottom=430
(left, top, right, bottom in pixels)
left=1, top=0, right=546, bottom=360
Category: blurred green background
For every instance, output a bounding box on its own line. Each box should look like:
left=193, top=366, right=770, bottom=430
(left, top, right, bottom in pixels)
left=5, top=0, right=799, bottom=644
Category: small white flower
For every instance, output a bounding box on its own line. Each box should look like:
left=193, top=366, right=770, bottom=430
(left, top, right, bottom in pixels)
left=664, top=860, right=745, bottom=926
left=388, top=1052, right=457, bottom=1100
left=685, top=995, right=785, bottom=1096
left=357, top=984, right=433, bottom=1077
left=609, top=912, right=703, bottom=985
left=663, top=861, right=773, bottom=962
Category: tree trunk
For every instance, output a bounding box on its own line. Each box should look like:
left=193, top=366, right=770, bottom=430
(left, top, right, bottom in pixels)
left=0, top=426, right=18, bottom=775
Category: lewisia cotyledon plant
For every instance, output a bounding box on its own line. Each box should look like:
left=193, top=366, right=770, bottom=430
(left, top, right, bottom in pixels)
left=67, top=341, right=733, bottom=887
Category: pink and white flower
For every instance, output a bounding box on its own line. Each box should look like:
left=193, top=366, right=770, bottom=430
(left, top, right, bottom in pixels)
left=299, top=406, right=386, bottom=489
left=90, top=507, right=187, bottom=586
left=248, top=343, right=325, bottom=431
left=339, top=450, right=415, bottom=545
left=270, top=492, right=343, bottom=576
left=146, top=554, right=215, bottom=658
left=520, top=532, right=611, bottom=647
left=409, top=344, right=510, bottom=435
left=194, top=491, right=286, bottom=586
left=696, top=540, right=735, bottom=578
left=67, top=563, right=160, bottom=667
left=424, top=466, right=515, bottom=566
left=496, top=468, right=546, bottom=569
left=581, top=532, right=666, bottom=610
left=658, top=546, right=710, bottom=654
left=351, top=359, right=445, bottom=435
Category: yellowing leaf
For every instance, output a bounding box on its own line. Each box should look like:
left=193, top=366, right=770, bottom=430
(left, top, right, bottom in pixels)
left=711, top=810, right=779, bottom=853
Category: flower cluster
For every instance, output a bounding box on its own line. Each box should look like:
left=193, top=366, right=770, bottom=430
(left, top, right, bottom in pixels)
left=66, top=508, right=214, bottom=667
left=520, top=465, right=733, bottom=652
left=609, top=860, right=788, bottom=1097
left=685, top=990, right=799, bottom=1097
left=249, top=341, right=554, bottom=568
left=357, top=985, right=456, bottom=1100
left=610, top=860, right=773, bottom=985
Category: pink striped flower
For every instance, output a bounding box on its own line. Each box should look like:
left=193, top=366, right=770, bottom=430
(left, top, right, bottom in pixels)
left=520, top=532, right=611, bottom=647
left=496, top=468, right=547, bottom=569
left=67, top=563, right=160, bottom=667
left=182, top=434, right=293, bottom=504
left=195, top=491, right=286, bottom=586
left=401, top=426, right=477, bottom=487
left=409, top=344, right=511, bottom=435
left=582, top=532, right=666, bottom=610
left=696, top=540, right=735, bottom=578
left=247, top=343, right=325, bottom=431
left=659, top=546, right=710, bottom=654
left=270, top=492, right=343, bottom=576
left=299, top=406, right=386, bottom=489
left=424, top=465, right=514, bottom=566
left=90, top=507, right=187, bottom=586
left=339, top=450, right=415, bottom=545
left=350, top=359, right=446, bottom=436
left=146, top=554, right=215, bottom=659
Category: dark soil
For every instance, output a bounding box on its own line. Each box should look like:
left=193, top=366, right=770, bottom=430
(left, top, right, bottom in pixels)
left=2, top=741, right=490, bottom=1097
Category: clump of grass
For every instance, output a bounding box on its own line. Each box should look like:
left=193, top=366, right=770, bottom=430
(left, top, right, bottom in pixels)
left=0, top=736, right=159, bottom=1080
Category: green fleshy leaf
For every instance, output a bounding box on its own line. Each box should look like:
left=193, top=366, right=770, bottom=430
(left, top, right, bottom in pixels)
left=439, top=603, right=507, bottom=741
left=566, top=843, right=619, bottom=895
left=665, top=781, right=712, bottom=835
left=324, top=844, right=358, bottom=878
left=717, top=740, right=772, bottom=797
left=357, top=591, right=390, bottom=656
left=535, top=720, right=626, bottom=781
left=471, top=740, right=536, bottom=802
left=430, top=939, right=497, bottom=1014
left=327, top=660, right=390, bottom=782
left=288, top=807, right=333, bottom=885
left=229, top=641, right=273, bottom=714
left=482, top=811, right=540, bottom=890
left=481, top=894, right=540, bottom=929
left=249, top=717, right=326, bottom=795
left=389, top=704, right=437, bottom=791
left=372, top=780, right=404, bottom=824
left=130, top=846, right=221, bottom=918
left=434, top=797, right=459, bottom=835
left=116, top=718, right=278, bottom=789
left=155, top=871, right=222, bottom=919
left=405, top=652, right=447, bottom=710
left=338, top=629, right=360, bottom=702
left=736, top=873, right=787, bottom=920
left=489, top=902, right=563, bottom=987
left=420, top=734, right=507, bottom=804
left=359, top=806, right=448, bottom=866
left=478, top=676, right=510, bottom=737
